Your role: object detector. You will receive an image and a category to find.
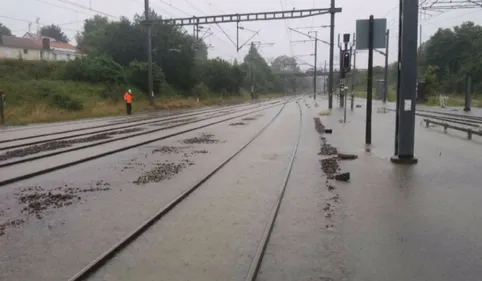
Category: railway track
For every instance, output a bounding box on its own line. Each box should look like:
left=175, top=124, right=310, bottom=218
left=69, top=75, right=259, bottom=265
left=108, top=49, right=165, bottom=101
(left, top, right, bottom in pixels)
left=0, top=99, right=292, bottom=186
left=416, top=108, right=482, bottom=121
left=0, top=102, right=276, bottom=151
left=0, top=102, right=256, bottom=146
left=416, top=113, right=482, bottom=127
left=64, top=100, right=302, bottom=281
left=385, top=107, right=482, bottom=127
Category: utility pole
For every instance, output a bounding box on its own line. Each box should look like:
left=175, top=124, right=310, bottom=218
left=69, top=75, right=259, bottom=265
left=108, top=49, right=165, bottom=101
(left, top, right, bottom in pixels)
left=419, top=24, right=422, bottom=48
left=383, top=29, right=390, bottom=104
left=309, top=31, right=318, bottom=100
left=289, top=28, right=328, bottom=99
left=324, top=60, right=327, bottom=94
left=144, top=0, right=154, bottom=105
left=351, top=39, right=356, bottom=110
left=338, top=34, right=343, bottom=107
left=328, top=0, right=335, bottom=109
left=250, top=50, right=254, bottom=100
left=391, top=0, right=418, bottom=164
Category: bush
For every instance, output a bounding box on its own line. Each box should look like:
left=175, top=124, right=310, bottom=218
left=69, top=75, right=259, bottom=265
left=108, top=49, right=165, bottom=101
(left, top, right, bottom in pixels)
left=126, top=60, right=165, bottom=95
left=50, top=93, right=84, bottom=111
left=191, top=82, right=210, bottom=99
left=62, top=56, right=126, bottom=84
left=0, top=59, right=63, bottom=80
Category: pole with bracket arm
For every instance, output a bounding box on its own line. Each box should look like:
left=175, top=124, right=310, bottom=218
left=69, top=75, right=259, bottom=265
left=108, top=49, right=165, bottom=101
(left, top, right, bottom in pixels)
left=144, top=0, right=155, bottom=105
left=383, top=29, right=390, bottom=105
left=236, top=25, right=260, bottom=52
left=328, top=0, right=336, bottom=109
left=308, top=31, right=318, bottom=100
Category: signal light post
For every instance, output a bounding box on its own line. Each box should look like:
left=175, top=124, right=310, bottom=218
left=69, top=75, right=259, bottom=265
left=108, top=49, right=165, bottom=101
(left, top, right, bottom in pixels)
left=340, top=34, right=351, bottom=109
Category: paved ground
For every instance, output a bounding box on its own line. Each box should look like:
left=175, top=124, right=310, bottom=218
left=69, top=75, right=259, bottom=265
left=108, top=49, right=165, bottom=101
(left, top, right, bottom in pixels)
left=1, top=96, right=482, bottom=281
left=260, top=96, right=482, bottom=281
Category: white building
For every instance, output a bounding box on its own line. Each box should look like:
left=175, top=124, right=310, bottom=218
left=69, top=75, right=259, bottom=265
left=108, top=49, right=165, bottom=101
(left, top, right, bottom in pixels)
left=0, top=35, right=43, bottom=60
left=0, top=34, right=84, bottom=61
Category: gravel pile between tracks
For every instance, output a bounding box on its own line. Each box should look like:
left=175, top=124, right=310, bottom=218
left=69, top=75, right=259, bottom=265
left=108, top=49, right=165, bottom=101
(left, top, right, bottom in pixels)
left=320, top=157, right=340, bottom=176
left=133, top=160, right=194, bottom=185
left=0, top=218, right=25, bottom=236
left=229, top=122, right=246, bottom=126
left=319, top=136, right=338, bottom=155
left=313, top=117, right=359, bottom=229
left=181, top=133, right=221, bottom=144
left=0, top=181, right=112, bottom=235
left=15, top=181, right=112, bottom=220
left=152, top=146, right=189, bottom=154
left=241, top=113, right=263, bottom=121
left=0, top=128, right=144, bottom=162
left=313, top=117, right=325, bottom=134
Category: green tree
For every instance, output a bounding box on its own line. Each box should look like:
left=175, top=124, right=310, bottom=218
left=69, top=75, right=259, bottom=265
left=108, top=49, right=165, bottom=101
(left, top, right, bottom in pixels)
left=75, top=15, right=110, bottom=54
left=77, top=11, right=199, bottom=93
left=40, top=24, right=69, bottom=43
left=0, top=23, right=12, bottom=36
left=271, top=55, right=301, bottom=93
left=242, top=43, right=282, bottom=93
left=419, top=21, right=482, bottom=94
left=126, top=60, right=164, bottom=95
left=193, top=58, right=245, bottom=95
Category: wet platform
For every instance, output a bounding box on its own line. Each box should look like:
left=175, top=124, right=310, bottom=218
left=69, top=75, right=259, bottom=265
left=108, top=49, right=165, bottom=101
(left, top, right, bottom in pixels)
left=260, top=96, right=482, bottom=281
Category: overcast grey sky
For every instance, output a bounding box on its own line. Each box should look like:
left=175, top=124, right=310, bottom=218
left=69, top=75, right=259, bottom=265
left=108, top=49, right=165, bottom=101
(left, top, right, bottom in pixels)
left=2, top=0, right=482, bottom=69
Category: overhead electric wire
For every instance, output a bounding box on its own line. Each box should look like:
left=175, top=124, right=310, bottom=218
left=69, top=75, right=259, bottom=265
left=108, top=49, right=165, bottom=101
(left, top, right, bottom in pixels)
left=56, top=0, right=118, bottom=18
left=34, top=0, right=92, bottom=16
left=280, top=0, right=294, bottom=57
left=0, top=14, right=79, bottom=32
left=124, top=0, right=176, bottom=18
left=182, top=0, right=239, bottom=50
left=159, top=0, right=191, bottom=16
left=180, top=0, right=239, bottom=54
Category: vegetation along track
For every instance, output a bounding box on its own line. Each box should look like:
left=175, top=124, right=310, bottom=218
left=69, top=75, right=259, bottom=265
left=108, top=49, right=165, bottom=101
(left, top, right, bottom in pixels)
left=0, top=99, right=295, bottom=187
left=0, top=100, right=285, bottom=168
left=65, top=100, right=302, bottom=281
left=0, top=103, right=252, bottom=147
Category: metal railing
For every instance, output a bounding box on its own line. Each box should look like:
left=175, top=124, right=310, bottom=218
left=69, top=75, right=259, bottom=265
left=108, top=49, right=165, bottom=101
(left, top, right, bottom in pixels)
left=424, top=118, right=482, bottom=140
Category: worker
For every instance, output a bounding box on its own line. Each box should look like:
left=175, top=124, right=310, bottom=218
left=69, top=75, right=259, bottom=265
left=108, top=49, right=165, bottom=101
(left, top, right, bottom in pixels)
left=124, top=89, right=133, bottom=115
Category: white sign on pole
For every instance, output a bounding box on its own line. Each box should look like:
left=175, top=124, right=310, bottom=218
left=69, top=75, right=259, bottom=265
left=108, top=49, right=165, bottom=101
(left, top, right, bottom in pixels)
left=404, top=99, right=412, bottom=111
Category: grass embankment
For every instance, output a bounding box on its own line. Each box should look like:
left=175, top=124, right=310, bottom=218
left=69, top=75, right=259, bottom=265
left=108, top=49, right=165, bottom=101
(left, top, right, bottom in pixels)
left=0, top=59, right=281, bottom=125
left=2, top=79, right=257, bottom=125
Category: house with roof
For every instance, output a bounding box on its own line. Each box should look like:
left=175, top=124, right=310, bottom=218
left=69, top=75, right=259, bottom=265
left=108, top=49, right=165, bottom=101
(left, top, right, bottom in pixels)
left=22, top=32, right=56, bottom=42
left=0, top=35, right=43, bottom=60
left=0, top=34, right=84, bottom=61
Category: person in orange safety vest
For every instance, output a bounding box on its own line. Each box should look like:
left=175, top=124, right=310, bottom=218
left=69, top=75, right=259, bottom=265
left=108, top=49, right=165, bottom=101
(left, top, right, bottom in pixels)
left=124, top=89, right=133, bottom=115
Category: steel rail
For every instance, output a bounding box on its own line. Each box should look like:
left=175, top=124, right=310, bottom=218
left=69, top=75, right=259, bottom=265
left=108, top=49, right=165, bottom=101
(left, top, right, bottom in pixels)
left=0, top=103, right=248, bottom=145
left=415, top=108, right=482, bottom=121
left=0, top=102, right=261, bottom=150
left=65, top=100, right=292, bottom=281
left=0, top=100, right=290, bottom=187
left=245, top=101, right=303, bottom=281
left=385, top=108, right=482, bottom=126
left=0, top=101, right=285, bottom=169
